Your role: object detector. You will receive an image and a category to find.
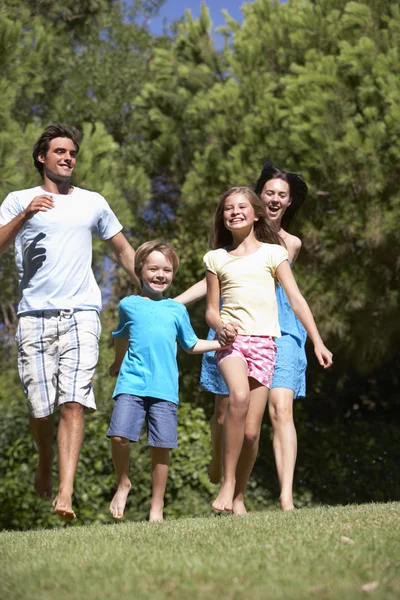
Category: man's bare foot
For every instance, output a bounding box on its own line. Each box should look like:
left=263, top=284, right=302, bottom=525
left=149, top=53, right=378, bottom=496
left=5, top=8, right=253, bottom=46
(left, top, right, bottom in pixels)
left=207, top=460, right=222, bottom=485
left=34, top=466, right=53, bottom=500
left=212, top=481, right=235, bottom=512
left=53, top=492, right=76, bottom=521
left=280, top=497, right=295, bottom=511
left=149, top=503, right=164, bottom=522
left=110, top=480, right=132, bottom=520
left=232, top=497, right=248, bottom=516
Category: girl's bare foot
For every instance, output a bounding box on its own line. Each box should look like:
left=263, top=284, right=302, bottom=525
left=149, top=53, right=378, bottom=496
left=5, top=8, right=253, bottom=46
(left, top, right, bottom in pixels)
left=53, top=492, right=76, bottom=521
left=207, top=460, right=222, bottom=485
left=110, top=480, right=132, bottom=519
left=232, top=497, right=248, bottom=516
left=212, top=481, right=235, bottom=512
left=280, top=496, right=295, bottom=511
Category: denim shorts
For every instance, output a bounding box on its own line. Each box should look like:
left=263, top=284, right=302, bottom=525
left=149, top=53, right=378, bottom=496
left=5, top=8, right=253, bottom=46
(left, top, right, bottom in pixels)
left=107, top=394, right=178, bottom=448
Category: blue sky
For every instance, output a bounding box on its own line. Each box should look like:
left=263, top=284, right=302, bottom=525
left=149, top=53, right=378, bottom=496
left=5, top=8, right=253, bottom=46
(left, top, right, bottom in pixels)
left=148, top=0, right=246, bottom=36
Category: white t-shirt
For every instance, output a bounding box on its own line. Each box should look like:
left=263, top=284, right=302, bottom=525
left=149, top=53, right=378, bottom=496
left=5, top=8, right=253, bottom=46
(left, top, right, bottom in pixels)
left=0, top=186, right=123, bottom=314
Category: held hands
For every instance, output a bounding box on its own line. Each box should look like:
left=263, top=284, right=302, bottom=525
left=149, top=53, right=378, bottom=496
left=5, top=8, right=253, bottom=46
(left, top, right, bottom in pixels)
left=314, top=343, right=333, bottom=369
left=217, top=322, right=238, bottom=348
left=23, top=195, right=55, bottom=220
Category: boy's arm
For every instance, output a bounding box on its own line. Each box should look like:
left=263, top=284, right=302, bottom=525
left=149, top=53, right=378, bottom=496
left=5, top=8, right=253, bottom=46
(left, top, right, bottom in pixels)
left=174, top=278, right=207, bottom=305
left=109, top=336, right=129, bottom=376
left=276, top=261, right=333, bottom=368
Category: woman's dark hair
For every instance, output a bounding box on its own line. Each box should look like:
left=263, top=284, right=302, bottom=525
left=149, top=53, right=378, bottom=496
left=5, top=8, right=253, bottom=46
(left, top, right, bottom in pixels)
left=212, top=186, right=283, bottom=249
left=32, top=124, right=81, bottom=178
left=254, top=160, right=308, bottom=231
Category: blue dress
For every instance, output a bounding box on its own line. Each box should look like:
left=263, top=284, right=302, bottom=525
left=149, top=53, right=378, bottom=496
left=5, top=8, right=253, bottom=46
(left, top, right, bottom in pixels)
left=200, top=283, right=307, bottom=399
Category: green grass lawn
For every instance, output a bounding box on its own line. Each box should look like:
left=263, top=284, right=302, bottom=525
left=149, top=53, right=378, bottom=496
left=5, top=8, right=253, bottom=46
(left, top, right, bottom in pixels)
left=1, top=502, right=399, bottom=600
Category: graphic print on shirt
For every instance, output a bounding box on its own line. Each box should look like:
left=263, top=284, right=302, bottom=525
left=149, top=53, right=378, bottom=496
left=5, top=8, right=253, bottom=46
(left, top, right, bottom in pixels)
left=20, top=232, right=47, bottom=291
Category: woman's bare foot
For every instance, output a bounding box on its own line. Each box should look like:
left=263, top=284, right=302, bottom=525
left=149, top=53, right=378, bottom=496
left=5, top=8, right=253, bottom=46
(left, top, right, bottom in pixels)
left=149, top=502, right=164, bottom=522
left=53, top=492, right=76, bottom=521
left=232, top=497, right=248, bottom=516
left=34, top=464, right=53, bottom=500
left=207, top=460, right=222, bottom=485
left=212, top=481, right=235, bottom=512
left=110, top=480, right=132, bottom=519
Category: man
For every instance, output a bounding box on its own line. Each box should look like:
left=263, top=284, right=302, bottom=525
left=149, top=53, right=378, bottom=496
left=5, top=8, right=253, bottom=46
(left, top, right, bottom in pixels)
left=0, top=124, right=138, bottom=521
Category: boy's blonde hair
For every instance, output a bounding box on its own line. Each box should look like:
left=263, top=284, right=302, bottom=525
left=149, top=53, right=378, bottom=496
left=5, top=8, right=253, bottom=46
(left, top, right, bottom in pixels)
left=134, top=240, right=180, bottom=281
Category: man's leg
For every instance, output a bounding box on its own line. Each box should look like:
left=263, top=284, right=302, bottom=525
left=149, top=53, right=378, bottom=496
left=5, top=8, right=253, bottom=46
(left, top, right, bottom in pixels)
left=30, top=415, right=54, bottom=500
left=208, top=394, right=229, bottom=484
left=149, top=447, right=170, bottom=522
left=52, top=402, right=84, bottom=520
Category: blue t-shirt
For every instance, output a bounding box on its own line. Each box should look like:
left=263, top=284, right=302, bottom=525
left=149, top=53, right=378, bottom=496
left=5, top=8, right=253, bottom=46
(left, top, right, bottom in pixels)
left=112, top=296, right=199, bottom=404
left=0, top=186, right=122, bottom=314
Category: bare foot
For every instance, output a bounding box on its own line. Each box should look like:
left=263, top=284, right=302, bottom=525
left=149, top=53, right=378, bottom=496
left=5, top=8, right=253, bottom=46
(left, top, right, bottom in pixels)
left=53, top=492, right=76, bottom=521
left=212, top=481, right=235, bottom=512
left=109, top=480, right=131, bottom=519
left=232, top=497, right=248, bottom=516
left=280, top=497, right=295, bottom=511
left=149, top=503, right=164, bottom=522
left=34, top=465, right=53, bottom=500
left=207, top=460, right=222, bottom=485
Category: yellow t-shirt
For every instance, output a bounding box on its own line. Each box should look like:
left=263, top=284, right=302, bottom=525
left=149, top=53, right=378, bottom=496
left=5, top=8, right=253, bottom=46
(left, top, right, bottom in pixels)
left=203, top=243, right=288, bottom=336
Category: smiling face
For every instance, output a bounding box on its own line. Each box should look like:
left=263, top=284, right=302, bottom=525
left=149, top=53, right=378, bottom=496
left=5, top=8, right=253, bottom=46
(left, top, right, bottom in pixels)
left=223, top=192, right=258, bottom=232
left=140, top=250, right=174, bottom=297
left=38, top=137, right=77, bottom=181
left=260, top=178, right=291, bottom=226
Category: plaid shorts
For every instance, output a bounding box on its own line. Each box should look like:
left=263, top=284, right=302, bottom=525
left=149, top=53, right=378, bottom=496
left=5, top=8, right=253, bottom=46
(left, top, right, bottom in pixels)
left=215, top=334, right=277, bottom=389
left=15, top=309, right=101, bottom=418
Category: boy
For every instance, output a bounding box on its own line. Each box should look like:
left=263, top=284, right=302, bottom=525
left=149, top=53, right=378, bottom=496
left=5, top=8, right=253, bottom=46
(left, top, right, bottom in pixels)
left=107, top=240, right=235, bottom=521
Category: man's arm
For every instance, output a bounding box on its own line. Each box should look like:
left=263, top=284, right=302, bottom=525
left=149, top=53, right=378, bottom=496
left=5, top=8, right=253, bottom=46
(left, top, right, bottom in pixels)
left=106, top=232, right=140, bottom=289
left=0, top=195, right=54, bottom=256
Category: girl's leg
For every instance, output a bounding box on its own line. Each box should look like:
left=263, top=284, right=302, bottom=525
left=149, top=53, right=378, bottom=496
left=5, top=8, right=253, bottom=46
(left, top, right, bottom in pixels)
left=208, top=394, right=229, bottom=484
left=110, top=436, right=132, bottom=519
left=233, top=380, right=269, bottom=515
left=268, top=388, right=297, bottom=510
left=149, top=446, right=170, bottom=522
left=212, top=357, right=250, bottom=511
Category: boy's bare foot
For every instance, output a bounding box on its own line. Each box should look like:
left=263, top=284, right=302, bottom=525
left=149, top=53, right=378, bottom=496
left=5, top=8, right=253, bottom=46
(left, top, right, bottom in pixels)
left=280, top=496, right=295, bottom=511
left=110, top=480, right=131, bottom=519
left=232, top=497, right=248, bottom=516
left=34, top=465, right=53, bottom=500
left=207, top=460, right=222, bottom=485
left=212, top=482, right=235, bottom=512
left=53, top=493, right=76, bottom=521
left=149, top=503, right=164, bottom=522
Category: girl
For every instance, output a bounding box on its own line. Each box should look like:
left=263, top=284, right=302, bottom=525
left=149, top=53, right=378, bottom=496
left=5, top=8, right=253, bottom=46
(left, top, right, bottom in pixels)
left=202, top=161, right=309, bottom=511
left=107, top=240, right=233, bottom=522
left=203, top=186, right=332, bottom=512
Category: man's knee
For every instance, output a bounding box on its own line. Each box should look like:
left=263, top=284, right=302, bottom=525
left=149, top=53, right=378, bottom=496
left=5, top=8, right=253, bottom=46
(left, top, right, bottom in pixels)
left=60, top=402, right=85, bottom=419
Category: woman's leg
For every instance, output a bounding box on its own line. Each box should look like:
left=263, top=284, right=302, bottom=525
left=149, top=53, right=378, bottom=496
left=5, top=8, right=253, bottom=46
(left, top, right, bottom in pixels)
left=233, top=379, right=269, bottom=515
left=109, top=436, right=132, bottom=519
left=268, top=387, right=297, bottom=510
left=212, top=357, right=250, bottom=511
left=149, top=447, right=170, bottom=521
left=208, top=394, right=229, bottom=484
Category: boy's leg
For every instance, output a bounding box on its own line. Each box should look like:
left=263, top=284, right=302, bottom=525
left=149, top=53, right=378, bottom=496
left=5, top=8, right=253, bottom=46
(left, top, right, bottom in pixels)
left=208, top=394, right=229, bottom=484
left=233, top=380, right=269, bottom=516
left=268, top=387, right=297, bottom=510
left=149, top=447, right=170, bottom=521
left=212, top=357, right=250, bottom=512
left=109, top=436, right=132, bottom=519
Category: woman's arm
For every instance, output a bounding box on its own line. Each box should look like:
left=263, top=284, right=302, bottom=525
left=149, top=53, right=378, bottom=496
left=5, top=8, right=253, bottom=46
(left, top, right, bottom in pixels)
left=276, top=261, right=333, bottom=368
left=174, top=278, right=207, bottom=305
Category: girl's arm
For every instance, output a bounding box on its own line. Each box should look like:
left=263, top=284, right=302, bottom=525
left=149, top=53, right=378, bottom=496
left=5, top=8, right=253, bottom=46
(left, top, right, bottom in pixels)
left=185, top=338, right=228, bottom=355
left=174, top=278, right=207, bottom=305
left=276, top=261, right=333, bottom=368
left=109, top=337, right=129, bottom=376
left=205, top=270, right=224, bottom=334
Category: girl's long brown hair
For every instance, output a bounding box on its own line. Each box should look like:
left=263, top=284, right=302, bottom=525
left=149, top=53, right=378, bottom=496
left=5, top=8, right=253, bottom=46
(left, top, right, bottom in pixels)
left=212, top=186, right=284, bottom=249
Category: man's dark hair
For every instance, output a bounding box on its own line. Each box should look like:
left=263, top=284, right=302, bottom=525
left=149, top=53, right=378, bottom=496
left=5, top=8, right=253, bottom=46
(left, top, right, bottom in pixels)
left=32, top=124, right=81, bottom=178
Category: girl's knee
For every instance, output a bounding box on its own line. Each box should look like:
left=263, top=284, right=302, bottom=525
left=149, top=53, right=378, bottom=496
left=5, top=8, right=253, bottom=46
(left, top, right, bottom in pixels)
left=244, top=427, right=260, bottom=446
